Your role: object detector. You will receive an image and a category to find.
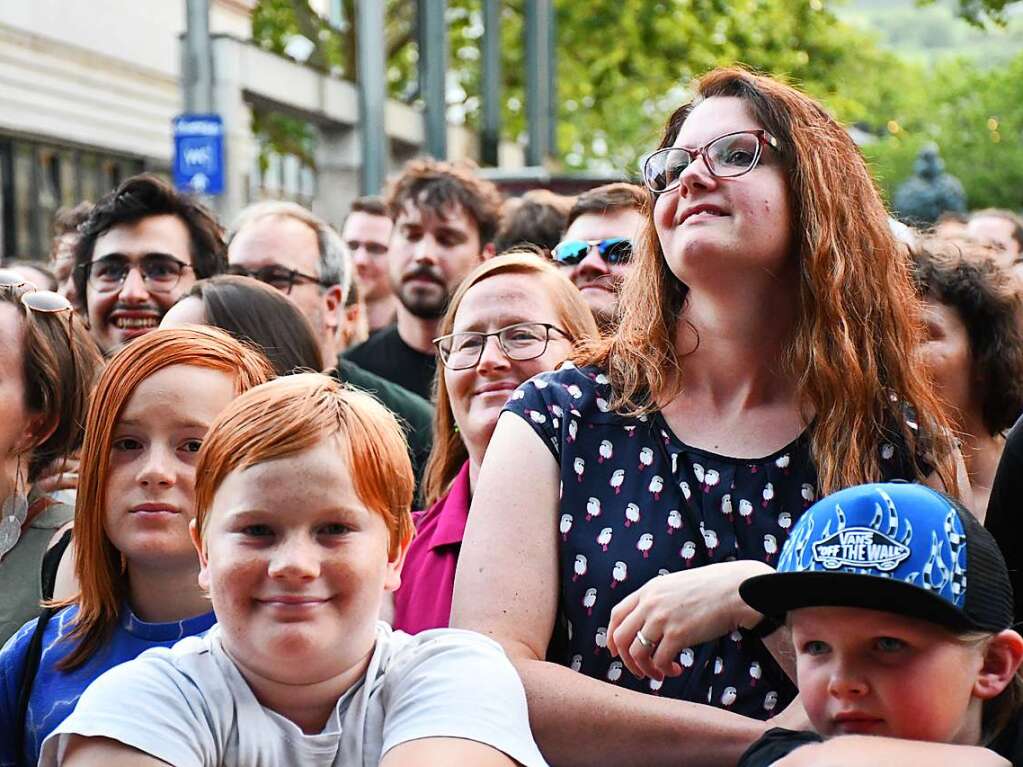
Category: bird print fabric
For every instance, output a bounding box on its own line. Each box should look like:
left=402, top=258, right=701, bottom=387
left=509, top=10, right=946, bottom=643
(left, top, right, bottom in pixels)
left=504, top=363, right=920, bottom=719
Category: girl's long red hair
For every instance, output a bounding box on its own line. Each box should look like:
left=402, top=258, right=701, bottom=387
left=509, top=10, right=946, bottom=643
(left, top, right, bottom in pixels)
left=585, top=67, right=958, bottom=496
left=53, top=327, right=273, bottom=670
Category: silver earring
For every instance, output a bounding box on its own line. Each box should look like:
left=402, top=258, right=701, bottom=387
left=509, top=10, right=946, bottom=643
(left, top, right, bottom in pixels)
left=0, top=456, right=29, bottom=560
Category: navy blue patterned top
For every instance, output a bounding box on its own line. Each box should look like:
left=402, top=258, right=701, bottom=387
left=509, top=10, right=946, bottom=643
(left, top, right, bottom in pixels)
left=503, top=363, right=920, bottom=719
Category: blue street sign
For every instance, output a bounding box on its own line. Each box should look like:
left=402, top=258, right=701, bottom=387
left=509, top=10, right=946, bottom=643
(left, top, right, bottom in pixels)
left=173, top=114, right=224, bottom=195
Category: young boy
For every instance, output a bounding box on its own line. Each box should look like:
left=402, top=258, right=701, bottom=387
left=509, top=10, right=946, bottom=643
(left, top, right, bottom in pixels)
left=40, top=374, right=548, bottom=767
left=738, top=482, right=1023, bottom=766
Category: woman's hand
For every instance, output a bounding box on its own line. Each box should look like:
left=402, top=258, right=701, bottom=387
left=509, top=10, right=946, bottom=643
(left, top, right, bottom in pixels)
left=606, top=559, right=773, bottom=681
left=34, top=454, right=80, bottom=494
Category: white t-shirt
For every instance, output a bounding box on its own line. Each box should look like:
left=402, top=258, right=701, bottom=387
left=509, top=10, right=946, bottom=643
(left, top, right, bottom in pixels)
left=41, top=622, right=548, bottom=767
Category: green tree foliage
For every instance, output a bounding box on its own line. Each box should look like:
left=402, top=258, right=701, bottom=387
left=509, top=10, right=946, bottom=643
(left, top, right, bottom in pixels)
left=249, top=0, right=1021, bottom=212
left=863, top=51, right=1023, bottom=210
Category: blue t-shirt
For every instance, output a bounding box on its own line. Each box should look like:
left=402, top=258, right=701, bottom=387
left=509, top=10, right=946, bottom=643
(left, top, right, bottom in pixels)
left=0, top=604, right=215, bottom=766
left=504, top=363, right=920, bottom=719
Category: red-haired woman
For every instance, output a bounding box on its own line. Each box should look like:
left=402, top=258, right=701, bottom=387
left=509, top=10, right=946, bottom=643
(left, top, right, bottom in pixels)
left=392, top=253, right=599, bottom=632
left=0, top=271, right=102, bottom=645
left=0, top=327, right=273, bottom=767
left=452, top=68, right=962, bottom=766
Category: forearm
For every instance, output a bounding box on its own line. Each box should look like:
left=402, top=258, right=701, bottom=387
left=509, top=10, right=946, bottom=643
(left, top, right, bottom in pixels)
left=776, top=736, right=1009, bottom=767
left=515, top=657, right=768, bottom=767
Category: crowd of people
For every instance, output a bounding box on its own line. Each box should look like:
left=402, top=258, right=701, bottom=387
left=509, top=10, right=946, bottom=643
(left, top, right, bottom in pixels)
left=0, top=66, right=1022, bottom=766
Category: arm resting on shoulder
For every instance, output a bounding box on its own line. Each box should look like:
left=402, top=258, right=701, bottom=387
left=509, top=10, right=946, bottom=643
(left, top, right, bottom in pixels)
left=773, top=736, right=1009, bottom=766
left=451, top=414, right=769, bottom=767
left=381, top=737, right=517, bottom=767
left=60, top=736, right=171, bottom=767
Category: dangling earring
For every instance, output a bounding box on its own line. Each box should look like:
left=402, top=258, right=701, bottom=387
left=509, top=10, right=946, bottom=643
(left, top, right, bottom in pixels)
left=0, top=454, right=29, bottom=560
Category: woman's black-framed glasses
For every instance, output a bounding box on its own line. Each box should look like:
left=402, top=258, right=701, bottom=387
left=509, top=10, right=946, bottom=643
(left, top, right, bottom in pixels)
left=642, top=129, right=779, bottom=194
left=226, top=264, right=328, bottom=294
left=82, top=254, right=193, bottom=294
left=434, top=322, right=570, bottom=370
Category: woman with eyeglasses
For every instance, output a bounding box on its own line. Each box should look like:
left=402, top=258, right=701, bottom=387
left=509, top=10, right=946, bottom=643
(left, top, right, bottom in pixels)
left=0, top=271, right=103, bottom=646
left=0, top=327, right=273, bottom=767
left=451, top=68, right=962, bottom=766
left=391, top=252, right=598, bottom=633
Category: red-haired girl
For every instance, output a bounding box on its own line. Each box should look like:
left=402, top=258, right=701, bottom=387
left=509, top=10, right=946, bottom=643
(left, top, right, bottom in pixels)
left=0, top=327, right=272, bottom=766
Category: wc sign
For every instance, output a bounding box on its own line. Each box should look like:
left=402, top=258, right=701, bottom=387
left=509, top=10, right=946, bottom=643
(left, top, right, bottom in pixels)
left=173, top=114, right=225, bottom=195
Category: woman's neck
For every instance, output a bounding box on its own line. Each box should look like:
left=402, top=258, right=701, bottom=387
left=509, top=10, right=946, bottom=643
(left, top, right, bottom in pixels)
left=670, top=283, right=800, bottom=411
left=227, top=640, right=376, bottom=734
left=126, top=559, right=210, bottom=623
left=958, top=423, right=1004, bottom=517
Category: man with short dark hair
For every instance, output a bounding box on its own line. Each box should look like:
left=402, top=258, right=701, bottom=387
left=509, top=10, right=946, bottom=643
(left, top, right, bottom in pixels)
left=73, top=175, right=225, bottom=355
left=343, top=196, right=396, bottom=334
left=551, top=182, right=646, bottom=329
left=344, top=158, right=503, bottom=400
left=227, top=201, right=350, bottom=365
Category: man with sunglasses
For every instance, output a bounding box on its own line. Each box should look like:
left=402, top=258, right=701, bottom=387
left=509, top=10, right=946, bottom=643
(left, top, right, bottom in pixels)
left=226, top=201, right=350, bottom=367
left=552, top=183, right=646, bottom=330
left=73, top=175, right=226, bottom=356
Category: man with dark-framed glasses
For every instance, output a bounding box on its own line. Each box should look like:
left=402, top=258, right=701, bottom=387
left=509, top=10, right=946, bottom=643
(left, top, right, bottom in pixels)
left=226, top=201, right=350, bottom=367
left=72, top=174, right=226, bottom=355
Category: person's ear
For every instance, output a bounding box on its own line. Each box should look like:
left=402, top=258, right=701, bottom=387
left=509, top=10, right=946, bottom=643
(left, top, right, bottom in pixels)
left=15, top=411, right=57, bottom=457
left=190, top=519, right=211, bottom=592
left=322, top=285, right=343, bottom=332
left=481, top=242, right=496, bottom=260
left=383, top=527, right=413, bottom=593
left=973, top=629, right=1023, bottom=700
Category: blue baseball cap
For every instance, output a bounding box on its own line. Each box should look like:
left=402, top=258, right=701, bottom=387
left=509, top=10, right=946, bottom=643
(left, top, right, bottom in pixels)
left=740, top=482, right=1014, bottom=632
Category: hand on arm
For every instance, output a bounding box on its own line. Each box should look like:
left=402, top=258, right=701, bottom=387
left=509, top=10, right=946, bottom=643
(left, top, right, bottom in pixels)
left=34, top=454, right=80, bottom=494
left=605, top=560, right=772, bottom=681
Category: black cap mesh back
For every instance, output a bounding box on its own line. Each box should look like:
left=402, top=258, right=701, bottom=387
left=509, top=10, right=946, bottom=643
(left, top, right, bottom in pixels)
left=958, top=500, right=1015, bottom=631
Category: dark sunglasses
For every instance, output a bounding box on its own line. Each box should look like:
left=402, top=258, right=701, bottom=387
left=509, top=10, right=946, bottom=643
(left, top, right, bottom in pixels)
left=551, top=238, right=633, bottom=266
left=0, top=268, right=78, bottom=386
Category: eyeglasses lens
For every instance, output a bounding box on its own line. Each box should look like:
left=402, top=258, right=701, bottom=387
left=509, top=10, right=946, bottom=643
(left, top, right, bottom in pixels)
left=645, top=149, right=692, bottom=194
left=552, top=241, right=591, bottom=265
left=708, top=133, right=760, bottom=177
left=89, top=256, right=184, bottom=293
left=0, top=270, right=29, bottom=290
left=22, top=291, right=72, bottom=313
left=598, top=239, right=633, bottom=264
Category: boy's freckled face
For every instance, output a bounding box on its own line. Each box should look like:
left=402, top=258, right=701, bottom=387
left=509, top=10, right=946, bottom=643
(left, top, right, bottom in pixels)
left=791, top=606, right=986, bottom=744
left=196, top=437, right=404, bottom=686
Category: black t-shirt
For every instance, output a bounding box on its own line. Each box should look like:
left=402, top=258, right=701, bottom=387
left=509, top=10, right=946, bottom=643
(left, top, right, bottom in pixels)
left=739, top=725, right=1023, bottom=766
left=330, top=358, right=434, bottom=502
left=738, top=728, right=823, bottom=766
left=992, top=713, right=1023, bottom=766
left=342, top=323, right=437, bottom=402
left=985, top=415, right=1023, bottom=622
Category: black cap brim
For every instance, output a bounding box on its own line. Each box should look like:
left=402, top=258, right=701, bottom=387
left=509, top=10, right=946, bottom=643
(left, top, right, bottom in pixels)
left=740, top=570, right=982, bottom=633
